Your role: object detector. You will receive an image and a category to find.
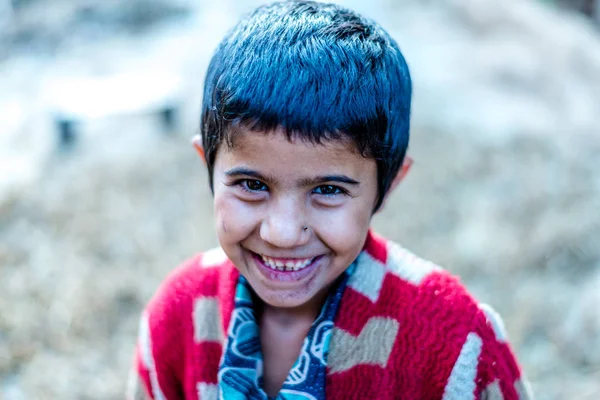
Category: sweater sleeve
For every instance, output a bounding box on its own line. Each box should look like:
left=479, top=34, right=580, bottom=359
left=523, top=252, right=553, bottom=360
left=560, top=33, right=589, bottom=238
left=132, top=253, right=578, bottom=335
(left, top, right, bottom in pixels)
left=126, top=338, right=153, bottom=400
left=126, top=267, right=194, bottom=400
left=126, top=311, right=178, bottom=400
left=475, top=304, right=534, bottom=400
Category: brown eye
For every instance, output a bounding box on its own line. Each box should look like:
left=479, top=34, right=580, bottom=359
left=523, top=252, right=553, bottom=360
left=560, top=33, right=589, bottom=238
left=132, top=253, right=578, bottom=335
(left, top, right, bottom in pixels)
left=243, top=179, right=267, bottom=192
left=313, top=185, right=343, bottom=196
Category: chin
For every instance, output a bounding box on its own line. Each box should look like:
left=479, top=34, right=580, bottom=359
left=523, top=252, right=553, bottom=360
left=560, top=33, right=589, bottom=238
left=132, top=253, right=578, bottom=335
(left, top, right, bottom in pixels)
left=262, top=293, right=312, bottom=309
left=251, top=282, right=318, bottom=309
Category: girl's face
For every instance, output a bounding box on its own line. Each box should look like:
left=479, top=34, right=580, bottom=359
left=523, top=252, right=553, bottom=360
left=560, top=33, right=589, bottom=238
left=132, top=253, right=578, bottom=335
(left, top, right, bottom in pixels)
left=211, top=128, right=379, bottom=310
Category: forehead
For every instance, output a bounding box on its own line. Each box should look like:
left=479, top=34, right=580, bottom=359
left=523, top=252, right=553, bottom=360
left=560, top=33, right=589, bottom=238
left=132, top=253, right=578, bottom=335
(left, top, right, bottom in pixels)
left=216, top=128, right=376, bottom=178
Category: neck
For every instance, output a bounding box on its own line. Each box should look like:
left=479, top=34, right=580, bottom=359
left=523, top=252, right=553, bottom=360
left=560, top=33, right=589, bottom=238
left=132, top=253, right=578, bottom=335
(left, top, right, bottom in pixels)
left=258, top=288, right=328, bottom=327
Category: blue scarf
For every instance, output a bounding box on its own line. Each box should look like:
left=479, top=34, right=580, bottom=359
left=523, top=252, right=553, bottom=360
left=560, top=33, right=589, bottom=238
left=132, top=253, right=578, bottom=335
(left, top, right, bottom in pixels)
left=218, top=264, right=354, bottom=400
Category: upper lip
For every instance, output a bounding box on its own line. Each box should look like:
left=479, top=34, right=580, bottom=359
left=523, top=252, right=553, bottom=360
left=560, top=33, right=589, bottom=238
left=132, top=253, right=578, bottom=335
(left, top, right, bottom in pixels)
left=249, top=250, right=319, bottom=261
left=260, top=254, right=315, bottom=261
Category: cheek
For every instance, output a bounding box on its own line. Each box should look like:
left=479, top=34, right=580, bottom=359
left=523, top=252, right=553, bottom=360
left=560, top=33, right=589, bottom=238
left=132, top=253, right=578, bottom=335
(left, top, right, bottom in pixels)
left=214, top=193, right=261, bottom=244
left=314, top=202, right=372, bottom=256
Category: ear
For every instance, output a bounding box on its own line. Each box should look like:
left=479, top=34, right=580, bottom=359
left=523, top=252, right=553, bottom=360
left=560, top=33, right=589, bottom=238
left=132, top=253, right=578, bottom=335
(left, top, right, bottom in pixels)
left=191, top=134, right=206, bottom=164
left=376, top=155, right=413, bottom=212
left=389, top=155, right=413, bottom=192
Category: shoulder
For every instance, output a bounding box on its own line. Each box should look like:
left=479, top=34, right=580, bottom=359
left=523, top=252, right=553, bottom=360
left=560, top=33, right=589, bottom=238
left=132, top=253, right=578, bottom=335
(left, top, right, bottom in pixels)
left=141, top=246, right=237, bottom=348
left=148, top=247, right=231, bottom=310
left=356, top=233, right=531, bottom=398
left=366, top=234, right=508, bottom=335
left=347, top=232, right=506, bottom=361
left=349, top=231, right=481, bottom=320
left=132, top=248, right=237, bottom=399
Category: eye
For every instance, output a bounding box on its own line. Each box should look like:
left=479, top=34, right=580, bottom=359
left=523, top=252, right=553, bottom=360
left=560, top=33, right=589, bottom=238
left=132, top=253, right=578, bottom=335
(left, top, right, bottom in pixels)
left=313, top=185, right=345, bottom=196
left=241, top=179, right=268, bottom=192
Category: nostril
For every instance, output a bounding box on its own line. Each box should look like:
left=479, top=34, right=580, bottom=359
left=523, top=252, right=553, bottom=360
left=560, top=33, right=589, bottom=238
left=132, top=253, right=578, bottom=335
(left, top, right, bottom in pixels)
left=260, top=222, right=307, bottom=248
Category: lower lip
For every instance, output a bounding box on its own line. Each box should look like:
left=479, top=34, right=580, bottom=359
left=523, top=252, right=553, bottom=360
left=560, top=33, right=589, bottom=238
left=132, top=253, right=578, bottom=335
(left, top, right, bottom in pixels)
left=250, top=252, right=323, bottom=283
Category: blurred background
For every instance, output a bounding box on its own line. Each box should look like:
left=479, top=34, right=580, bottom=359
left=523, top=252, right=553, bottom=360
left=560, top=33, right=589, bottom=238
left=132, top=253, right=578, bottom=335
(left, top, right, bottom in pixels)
left=0, top=0, right=599, bottom=399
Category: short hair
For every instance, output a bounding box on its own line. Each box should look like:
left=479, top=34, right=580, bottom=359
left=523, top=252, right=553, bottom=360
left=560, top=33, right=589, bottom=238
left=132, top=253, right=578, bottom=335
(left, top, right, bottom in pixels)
left=201, top=0, right=412, bottom=211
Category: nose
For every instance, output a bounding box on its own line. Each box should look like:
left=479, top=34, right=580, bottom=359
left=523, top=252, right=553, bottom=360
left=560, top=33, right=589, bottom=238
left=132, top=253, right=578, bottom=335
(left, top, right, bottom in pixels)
left=259, top=196, right=309, bottom=248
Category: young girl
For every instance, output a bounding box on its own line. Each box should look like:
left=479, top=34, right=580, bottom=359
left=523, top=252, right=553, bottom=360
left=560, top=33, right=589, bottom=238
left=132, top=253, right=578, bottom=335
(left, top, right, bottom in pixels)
left=128, top=2, right=532, bottom=399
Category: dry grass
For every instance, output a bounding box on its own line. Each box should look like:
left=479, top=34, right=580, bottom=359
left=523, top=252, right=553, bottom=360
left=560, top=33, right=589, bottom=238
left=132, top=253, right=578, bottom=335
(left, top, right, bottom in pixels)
left=1, top=1, right=599, bottom=399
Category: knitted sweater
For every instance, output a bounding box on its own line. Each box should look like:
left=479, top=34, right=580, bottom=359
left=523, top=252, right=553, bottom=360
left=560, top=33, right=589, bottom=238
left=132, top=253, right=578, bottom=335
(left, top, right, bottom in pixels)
left=128, top=231, right=532, bottom=400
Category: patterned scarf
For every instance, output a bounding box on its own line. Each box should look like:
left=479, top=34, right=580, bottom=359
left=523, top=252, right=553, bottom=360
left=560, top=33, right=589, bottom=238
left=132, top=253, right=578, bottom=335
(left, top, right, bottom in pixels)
left=218, top=264, right=354, bottom=400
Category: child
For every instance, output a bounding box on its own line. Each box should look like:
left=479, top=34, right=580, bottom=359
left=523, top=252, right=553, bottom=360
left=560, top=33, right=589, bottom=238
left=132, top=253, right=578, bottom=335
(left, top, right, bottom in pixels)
left=128, top=1, right=532, bottom=399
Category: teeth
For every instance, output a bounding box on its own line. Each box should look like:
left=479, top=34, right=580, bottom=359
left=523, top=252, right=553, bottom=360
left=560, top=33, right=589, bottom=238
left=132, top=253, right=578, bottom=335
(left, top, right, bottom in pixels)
left=260, top=255, right=314, bottom=272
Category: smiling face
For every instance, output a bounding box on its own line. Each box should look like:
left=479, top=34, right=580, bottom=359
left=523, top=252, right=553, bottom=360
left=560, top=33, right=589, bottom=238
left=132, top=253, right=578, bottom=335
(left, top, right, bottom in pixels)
left=211, top=127, right=379, bottom=310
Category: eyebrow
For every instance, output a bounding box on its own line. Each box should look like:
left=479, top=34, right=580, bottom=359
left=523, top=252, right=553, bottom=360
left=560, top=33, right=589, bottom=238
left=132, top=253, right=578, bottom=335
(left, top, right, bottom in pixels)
left=299, top=175, right=360, bottom=186
left=224, top=167, right=273, bottom=182
left=224, top=167, right=360, bottom=186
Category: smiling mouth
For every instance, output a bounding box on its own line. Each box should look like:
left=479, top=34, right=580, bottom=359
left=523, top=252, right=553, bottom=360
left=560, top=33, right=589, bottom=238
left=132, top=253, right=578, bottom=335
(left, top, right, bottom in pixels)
left=250, top=251, right=318, bottom=272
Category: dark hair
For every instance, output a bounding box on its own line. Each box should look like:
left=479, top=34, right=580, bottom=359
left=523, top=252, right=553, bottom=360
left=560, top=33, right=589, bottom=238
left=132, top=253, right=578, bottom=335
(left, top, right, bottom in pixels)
left=201, top=0, right=412, bottom=211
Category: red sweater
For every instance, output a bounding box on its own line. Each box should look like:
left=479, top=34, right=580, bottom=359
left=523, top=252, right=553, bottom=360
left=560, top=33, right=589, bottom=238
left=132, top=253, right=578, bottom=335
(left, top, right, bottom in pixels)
left=128, top=231, right=531, bottom=400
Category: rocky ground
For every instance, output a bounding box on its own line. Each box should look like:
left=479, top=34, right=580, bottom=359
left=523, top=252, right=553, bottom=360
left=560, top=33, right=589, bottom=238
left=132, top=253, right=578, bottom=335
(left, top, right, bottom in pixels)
left=1, top=0, right=599, bottom=399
